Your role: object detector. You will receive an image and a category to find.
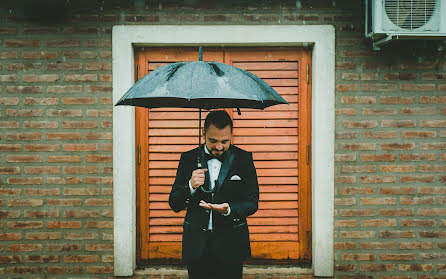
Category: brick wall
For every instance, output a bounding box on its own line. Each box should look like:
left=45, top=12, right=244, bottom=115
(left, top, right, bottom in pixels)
left=0, top=0, right=445, bottom=278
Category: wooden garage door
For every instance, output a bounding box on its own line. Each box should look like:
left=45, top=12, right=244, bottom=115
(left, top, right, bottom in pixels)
left=135, top=47, right=312, bottom=264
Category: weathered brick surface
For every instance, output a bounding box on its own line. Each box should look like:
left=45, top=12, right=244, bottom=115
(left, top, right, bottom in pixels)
left=0, top=0, right=445, bottom=278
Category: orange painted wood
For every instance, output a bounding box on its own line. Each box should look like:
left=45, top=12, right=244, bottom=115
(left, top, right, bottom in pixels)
left=136, top=47, right=312, bottom=263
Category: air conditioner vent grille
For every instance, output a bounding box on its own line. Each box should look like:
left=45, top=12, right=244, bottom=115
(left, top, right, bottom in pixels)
left=384, top=0, right=436, bottom=30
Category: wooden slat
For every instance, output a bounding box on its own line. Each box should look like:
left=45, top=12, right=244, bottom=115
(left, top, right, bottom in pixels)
left=233, top=62, right=298, bottom=70
left=233, top=136, right=297, bottom=145
left=148, top=185, right=298, bottom=194
left=149, top=160, right=297, bottom=169
left=248, top=70, right=298, bottom=79
left=232, top=111, right=298, bottom=119
left=250, top=241, right=299, bottom=259
left=148, top=201, right=298, bottom=210
left=251, top=233, right=298, bottom=241
left=233, top=128, right=298, bottom=136
left=248, top=217, right=298, bottom=226
left=233, top=119, right=298, bottom=128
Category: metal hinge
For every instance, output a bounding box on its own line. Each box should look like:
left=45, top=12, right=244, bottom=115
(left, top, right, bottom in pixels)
left=136, top=65, right=140, bottom=81
left=138, top=145, right=141, bottom=165
left=306, top=144, right=310, bottom=164
left=306, top=64, right=310, bottom=84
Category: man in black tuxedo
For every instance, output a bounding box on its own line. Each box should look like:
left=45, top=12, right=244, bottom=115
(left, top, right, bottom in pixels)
left=169, top=110, right=259, bottom=279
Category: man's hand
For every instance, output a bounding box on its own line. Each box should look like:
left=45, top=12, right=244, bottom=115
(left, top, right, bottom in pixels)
left=199, top=200, right=230, bottom=215
left=190, top=169, right=208, bottom=189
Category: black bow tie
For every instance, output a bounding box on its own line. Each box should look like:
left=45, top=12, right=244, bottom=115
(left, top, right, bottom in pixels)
left=204, top=152, right=225, bottom=162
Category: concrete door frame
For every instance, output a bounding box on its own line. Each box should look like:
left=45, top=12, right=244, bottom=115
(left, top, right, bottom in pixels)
left=112, top=25, right=335, bottom=277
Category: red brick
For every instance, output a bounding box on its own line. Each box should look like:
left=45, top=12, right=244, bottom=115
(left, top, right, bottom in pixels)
left=64, top=255, right=98, bottom=263
left=100, top=97, right=112, bottom=104
left=46, top=40, right=80, bottom=47
left=379, top=209, right=414, bottom=216
left=47, top=62, right=82, bottom=70
left=45, top=266, right=83, bottom=274
left=86, top=62, right=112, bottom=70
left=401, top=219, right=435, bottom=227
left=420, top=120, right=446, bottom=128
left=359, top=264, right=395, bottom=272
left=419, top=231, right=446, bottom=238
left=0, top=51, right=18, bottom=59
left=335, top=154, right=356, bottom=162
left=360, top=242, right=394, bottom=249
left=420, top=96, right=446, bottom=103
left=64, top=232, right=98, bottom=240
left=380, top=165, right=415, bottom=172
left=100, top=74, right=112, bottom=82
left=46, top=177, right=82, bottom=185
left=361, top=83, right=397, bottom=91
left=400, top=107, right=436, bottom=115
left=46, top=243, right=81, bottom=251
left=24, top=144, right=59, bottom=151
left=0, top=167, right=20, bottom=175
left=421, top=142, right=446, bottom=150
left=363, top=131, right=398, bottom=138
left=47, top=155, right=81, bottom=163
left=63, top=188, right=99, bottom=196
left=342, top=50, right=376, bottom=58
left=24, top=97, right=58, bottom=105
left=402, top=131, right=437, bottom=138
left=342, top=143, right=376, bottom=150
left=0, top=74, right=19, bottom=82
left=86, top=221, right=113, bottom=228
left=47, top=85, right=82, bottom=93
left=23, top=74, right=58, bottom=82
left=340, top=231, right=376, bottom=239
left=380, top=187, right=415, bottom=195
left=361, top=154, right=396, bottom=162
left=102, top=143, right=113, bottom=151
left=360, top=198, right=396, bottom=205
left=8, top=243, right=42, bottom=251
left=62, top=97, right=97, bottom=104
left=401, top=84, right=435, bottom=91
left=334, top=242, right=356, bottom=249
left=0, top=188, right=20, bottom=195
left=24, top=166, right=60, bottom=174
left=63, top=166, right=98, bottom=174
left=381, top=143, right=415, bottom=150
left=24, top=188, right=60, bottom=196
left=63, top=210, right=99, bottom=218
left=63, top=144, right=98, bottom=151
left=6, top=109, right=42, bottom=117
left=336, top=132, right=358, bottom=139
left=343, top=120, right=377, bottom=129
left=336, top=62, right=356, bottom=70
left=0, top=144, right=20, bottom=152
left=380, top=231, right=414, bottom=238
left=419, top=187, right=446, bottom=194
left=0, top=210, right=20, bottom=218
left=62, top=121, right=97, bottom=129
left=418, top=208, right=446, bottom=216
left=380, top=96, right=414, bottom=104
left=85, top=199, right=112, bottom=206
left=47, top=109, right=82, bottom=117
left=23, top=27, right=58, bottom=34
left=85, top=40, right=111, bottom=47
left=362, top=108, right=396, bottom=115
left=46, top=133, right=82, bottom=140
left=336, top=108, right=357, bottom=116
left=64, top=27, right=100, bottom=34
left=384, top=72, right=417, bottom=80
left=7, top=63, right=42, bottom=70
left=420, top=253, right=446, bottom=260
left=401, top=154, right=436, bottom=161
left=335, top=176, right=357, bottom=183
left=6, top=132, right=42, bottom=140
left=401, top=175, right=434, bottom=183
left=22, top=51, right=57, bottom=59
left=400, top=197, right=434, bottom=205
left=84, top=132, right=112, bottom=140
left=381, top=120, right=416, bottom=128
left=361, top=176, right=395, bottom=183
left=25, top=232, right=61, bottom=240
left=23, top=121, right=58, bottom=129
left=7, top=177, right=43, bottom=185
left=7, top=199, right=43, bottom=207
left=7, top=266, right=43, bottom=274
left=86, top=155, right=112, bottom=162
left=0, top=27, right=17, bottom=34
left=341, top=253, right=376, bottom=261
left=0, top=98, right=19, bottom=105
left=398, top=242, right=435, bottom=250
left=86, top=244, right=113, bottom=251
left=340, top=209, right=375, bottom=217
left=63, top=51, right=98, bottom=59
left=64, top=74, right=98, bottom=82
left=7, top=85, right=42, bottom=93
left=25, top=255, right=60, bottom=263
left=336, top=84, right=357, bottom=91
left=86, top=266, right=113, bottom=274
left=0, top=256, right=21, bottom=264
left=46, top=221, right=82, bottom=229
left=0, top=233, right=22, bottom=240
left=362, top=219, right=397, bottom=227
left=5, top=155, right=39, bottom=163
left=341, top=96, right=376, bottom=104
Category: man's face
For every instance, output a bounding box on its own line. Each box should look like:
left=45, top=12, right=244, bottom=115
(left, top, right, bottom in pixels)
left=204, top=124, right=232, bottom=157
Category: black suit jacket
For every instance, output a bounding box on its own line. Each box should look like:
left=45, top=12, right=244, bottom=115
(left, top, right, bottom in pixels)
left=169, top=145, right=259, bottom=263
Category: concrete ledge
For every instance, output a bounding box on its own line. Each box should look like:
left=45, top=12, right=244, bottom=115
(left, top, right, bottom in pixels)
left=135, top=265, right=313, bottom=276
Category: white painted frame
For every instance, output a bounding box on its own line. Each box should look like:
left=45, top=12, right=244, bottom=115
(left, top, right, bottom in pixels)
left=112, top=25, right=335, bottom=277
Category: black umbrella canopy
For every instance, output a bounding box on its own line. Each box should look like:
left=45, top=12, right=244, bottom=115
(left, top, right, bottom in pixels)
left=115, top=61, right=287, bottom=110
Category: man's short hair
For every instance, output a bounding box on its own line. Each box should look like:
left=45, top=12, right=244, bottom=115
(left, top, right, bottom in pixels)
left=204, top=110, right=233, bottom=132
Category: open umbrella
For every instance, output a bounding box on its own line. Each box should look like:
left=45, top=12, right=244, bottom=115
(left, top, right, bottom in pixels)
left=115, top=47, right=288, bottom=170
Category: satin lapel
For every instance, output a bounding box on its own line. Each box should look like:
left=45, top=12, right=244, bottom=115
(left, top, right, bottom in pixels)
left=214, top=146, right=235, bottom=193
left=199, top=146, right=211, bottom=191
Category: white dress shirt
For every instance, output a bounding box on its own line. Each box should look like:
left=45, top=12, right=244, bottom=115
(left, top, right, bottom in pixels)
left=189, top=145, right=231, bottom=230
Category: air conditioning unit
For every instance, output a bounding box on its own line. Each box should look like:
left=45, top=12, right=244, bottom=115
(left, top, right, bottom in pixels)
left=365, top=0, right=446, bottom=50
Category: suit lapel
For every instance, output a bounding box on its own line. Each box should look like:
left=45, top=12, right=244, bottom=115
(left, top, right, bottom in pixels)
left=214, top=146, right=235, bottom=193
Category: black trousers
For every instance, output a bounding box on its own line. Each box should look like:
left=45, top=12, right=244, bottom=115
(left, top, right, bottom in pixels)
left=186, top=231, right=243, bottom=279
